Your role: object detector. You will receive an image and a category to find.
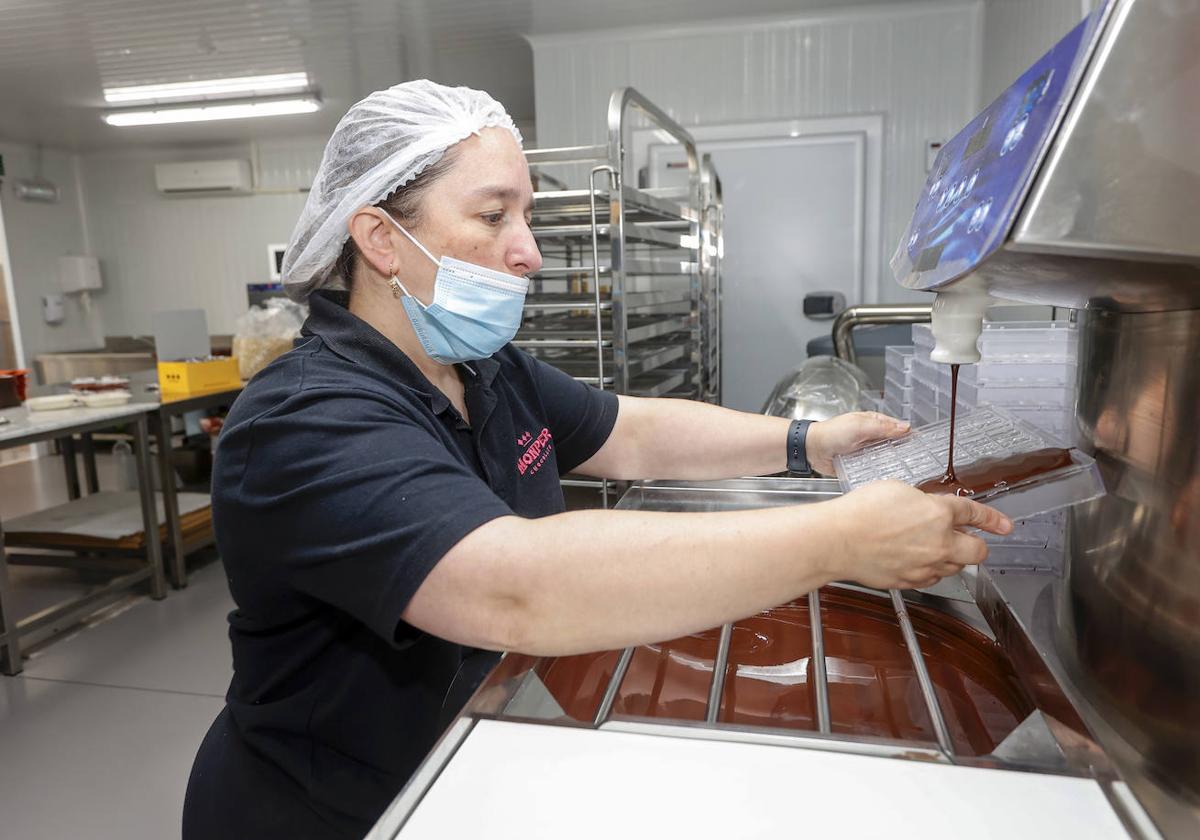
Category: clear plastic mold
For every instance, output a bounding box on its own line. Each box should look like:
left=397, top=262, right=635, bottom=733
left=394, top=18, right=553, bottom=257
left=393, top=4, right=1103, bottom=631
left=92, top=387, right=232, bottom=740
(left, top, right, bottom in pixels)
left=833, top=405, right=1104, bottom=521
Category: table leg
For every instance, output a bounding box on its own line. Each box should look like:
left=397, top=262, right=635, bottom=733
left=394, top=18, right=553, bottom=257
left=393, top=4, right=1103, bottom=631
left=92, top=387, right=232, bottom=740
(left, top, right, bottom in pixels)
left=80, top=433, right=100, bottom=494
left=61, top=435, right=81, bottom=500
left=155, top=411, right=187, bottom=589
left=0, top=519, right=22, bottom=675
left=133, top=415, right=167, bottom=600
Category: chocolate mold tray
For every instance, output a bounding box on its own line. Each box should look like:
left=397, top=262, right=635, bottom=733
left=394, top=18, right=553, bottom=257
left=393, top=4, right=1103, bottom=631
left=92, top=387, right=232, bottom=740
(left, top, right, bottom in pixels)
left=833, top=405, right=1104, bottom=521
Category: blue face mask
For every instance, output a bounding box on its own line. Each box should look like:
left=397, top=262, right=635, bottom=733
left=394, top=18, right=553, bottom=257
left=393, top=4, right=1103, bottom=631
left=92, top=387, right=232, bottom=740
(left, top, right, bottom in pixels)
left=383, top=213, right=529, bottom=365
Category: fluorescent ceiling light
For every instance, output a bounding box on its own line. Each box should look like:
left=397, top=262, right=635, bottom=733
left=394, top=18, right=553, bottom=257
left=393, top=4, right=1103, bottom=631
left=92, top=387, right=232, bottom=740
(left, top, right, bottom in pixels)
left=104, top=97, right=320, bottom=126
left=104, top=72, right=310, bottom=104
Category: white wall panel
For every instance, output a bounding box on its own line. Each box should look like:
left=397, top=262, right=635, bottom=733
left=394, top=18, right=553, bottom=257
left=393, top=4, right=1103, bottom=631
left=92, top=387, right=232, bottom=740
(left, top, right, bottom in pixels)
left=981, top=0, right=1094, bottom=104
left=0, top=142, right=102, bottom=370
left=528, top=1, right=984, bottom=303
left=79, top=140, right=324, bottom=337
left=252, top=137, right=327, bottom=192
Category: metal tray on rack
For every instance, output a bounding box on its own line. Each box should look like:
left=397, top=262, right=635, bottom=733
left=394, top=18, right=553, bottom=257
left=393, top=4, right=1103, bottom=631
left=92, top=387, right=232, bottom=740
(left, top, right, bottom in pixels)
left=531, top=258, right=697, bottom=278
left=523, top=343, right=689, bottom=384
left=516, top=313, right=692, bottom=345
left=523, top=288, right=692, bottom=313
left=628, top=368, right=690, bottom=398
left=532, top=222, right=693, bottom=250
left=532, top=185, right=699, bottom=223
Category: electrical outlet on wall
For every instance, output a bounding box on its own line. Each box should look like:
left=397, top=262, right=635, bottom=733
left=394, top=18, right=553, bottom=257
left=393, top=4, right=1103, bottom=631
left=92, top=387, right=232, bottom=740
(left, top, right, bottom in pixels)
left=42, top=293, right=65, bottom=325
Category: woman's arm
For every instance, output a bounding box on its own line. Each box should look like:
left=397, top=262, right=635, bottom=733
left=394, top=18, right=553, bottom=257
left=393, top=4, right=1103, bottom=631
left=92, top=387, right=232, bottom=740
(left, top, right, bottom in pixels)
left=401, top=481, right=1011, bottom=656
left=572, top=395, right=910, bottom=480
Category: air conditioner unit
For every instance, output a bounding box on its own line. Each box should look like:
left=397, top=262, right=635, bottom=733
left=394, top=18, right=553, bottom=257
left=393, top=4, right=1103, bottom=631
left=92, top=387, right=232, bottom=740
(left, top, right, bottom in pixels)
left=154, top=159, right=253, bottom=195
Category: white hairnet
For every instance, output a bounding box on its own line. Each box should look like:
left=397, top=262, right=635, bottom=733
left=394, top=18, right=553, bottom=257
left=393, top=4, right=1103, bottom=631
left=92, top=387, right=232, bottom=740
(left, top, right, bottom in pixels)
left=282, top=79, right=522, bottom=301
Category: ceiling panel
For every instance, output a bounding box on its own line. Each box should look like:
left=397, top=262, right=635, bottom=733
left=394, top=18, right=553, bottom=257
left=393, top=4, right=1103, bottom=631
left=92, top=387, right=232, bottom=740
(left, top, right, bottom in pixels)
left=0, top=0, right=946, bottom=151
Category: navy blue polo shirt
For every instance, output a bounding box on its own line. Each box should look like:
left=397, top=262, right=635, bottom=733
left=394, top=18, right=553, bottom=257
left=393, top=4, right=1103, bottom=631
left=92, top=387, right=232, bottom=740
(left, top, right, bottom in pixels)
left=183, top=291, right=618, bottom=839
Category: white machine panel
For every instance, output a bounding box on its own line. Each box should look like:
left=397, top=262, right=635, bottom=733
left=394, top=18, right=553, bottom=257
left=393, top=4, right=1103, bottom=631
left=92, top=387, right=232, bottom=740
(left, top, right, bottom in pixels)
left=398, top=719, right=1131, bottom=839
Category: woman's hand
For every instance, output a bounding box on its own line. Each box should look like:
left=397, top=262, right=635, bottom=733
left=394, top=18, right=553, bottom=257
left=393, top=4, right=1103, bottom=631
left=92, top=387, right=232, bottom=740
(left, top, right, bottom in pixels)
left=805, top=411, right=911, bottom=475
left=827, top=480, right=1012, bottom=589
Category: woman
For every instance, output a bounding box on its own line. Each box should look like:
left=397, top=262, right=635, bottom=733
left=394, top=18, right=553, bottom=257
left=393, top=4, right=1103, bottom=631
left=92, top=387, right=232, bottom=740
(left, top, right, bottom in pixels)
left=183, top=80, right=1010, bottom=839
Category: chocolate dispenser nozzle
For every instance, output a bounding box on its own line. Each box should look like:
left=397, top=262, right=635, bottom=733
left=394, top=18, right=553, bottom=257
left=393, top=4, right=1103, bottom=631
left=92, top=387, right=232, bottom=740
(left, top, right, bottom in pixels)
left=929, top=275, right=998, bottom=365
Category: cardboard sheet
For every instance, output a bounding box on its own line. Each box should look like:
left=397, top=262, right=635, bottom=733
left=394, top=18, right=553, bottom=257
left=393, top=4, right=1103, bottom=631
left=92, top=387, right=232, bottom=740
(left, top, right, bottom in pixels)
left=6, top=491, right=211, bottom=541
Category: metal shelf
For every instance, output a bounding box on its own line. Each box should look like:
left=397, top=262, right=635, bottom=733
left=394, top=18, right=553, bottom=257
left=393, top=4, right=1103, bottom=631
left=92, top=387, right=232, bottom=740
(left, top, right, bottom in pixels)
left=525, top=144, right=608, bottom=165
left=529, top=265, right=611, bottom=279
left=516, top=313, right=691, bottom=345
left=629, top=367, right=690, bottom=398
left=531, top=258, right=697, bottom=278
left=523, top=288, right=692, bottom=313
left=532, top=222, right=696, bottom=250
left=519, top=88, right=724, bottom=506
left=532, top=185, right=699, bottom=223
left=512, top=337, right=613, bottom=350
left=546, top=366, right=690, bottom=395
left=525, top=343, right=689, bottom=382
left=523, top=295, right=613, bottom=313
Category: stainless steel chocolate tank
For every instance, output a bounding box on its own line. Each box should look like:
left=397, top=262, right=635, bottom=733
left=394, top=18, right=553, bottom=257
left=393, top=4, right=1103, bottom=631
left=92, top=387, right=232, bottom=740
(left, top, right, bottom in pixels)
left=892, top=0, right=1199, bottom=830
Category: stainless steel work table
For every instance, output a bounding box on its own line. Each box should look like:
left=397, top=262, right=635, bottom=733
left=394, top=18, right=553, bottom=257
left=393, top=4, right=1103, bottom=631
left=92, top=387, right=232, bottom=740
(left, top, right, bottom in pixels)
left=0, top=401, right=165, bottom=675
left=42, top=369, right=244, bottom=589
left=128, top=371, right=243, bottom=589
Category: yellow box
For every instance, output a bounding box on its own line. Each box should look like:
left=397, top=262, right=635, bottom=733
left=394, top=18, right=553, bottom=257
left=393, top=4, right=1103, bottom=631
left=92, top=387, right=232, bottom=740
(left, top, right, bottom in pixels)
left=157, top=357, right=241, bottom=395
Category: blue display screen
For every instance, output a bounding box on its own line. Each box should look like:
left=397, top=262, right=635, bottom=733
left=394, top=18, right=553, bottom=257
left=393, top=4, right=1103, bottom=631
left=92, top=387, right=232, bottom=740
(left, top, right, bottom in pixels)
left=892, top=4, right=1109, bottom=290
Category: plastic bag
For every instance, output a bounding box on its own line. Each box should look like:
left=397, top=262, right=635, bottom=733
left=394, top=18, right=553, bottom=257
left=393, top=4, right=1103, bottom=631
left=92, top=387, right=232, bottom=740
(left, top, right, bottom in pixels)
left=232, top=298, right=308, bottom=380
left=112, top=440, right=138, bottom=491
left=761, top=356, right=874, bottom=421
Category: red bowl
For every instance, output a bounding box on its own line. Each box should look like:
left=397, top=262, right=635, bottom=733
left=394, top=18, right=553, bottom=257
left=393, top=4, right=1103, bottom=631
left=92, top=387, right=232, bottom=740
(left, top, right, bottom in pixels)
left=0, top=370, right=28, bottom=403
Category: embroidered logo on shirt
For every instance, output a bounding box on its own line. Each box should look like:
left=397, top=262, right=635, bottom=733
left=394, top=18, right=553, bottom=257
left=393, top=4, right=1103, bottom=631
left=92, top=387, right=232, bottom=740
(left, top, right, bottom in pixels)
left=517, top=427, right=553, bottom=476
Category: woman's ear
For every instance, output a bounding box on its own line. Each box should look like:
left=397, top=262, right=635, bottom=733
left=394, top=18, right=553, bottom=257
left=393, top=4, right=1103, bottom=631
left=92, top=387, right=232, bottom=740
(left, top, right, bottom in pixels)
left=347, top=208, right=396, bottom=278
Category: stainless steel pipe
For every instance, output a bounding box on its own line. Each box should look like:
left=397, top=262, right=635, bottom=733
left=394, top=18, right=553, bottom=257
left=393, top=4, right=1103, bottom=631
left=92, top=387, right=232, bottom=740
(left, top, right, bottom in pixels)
left=831, top=304, right=932, bottom=365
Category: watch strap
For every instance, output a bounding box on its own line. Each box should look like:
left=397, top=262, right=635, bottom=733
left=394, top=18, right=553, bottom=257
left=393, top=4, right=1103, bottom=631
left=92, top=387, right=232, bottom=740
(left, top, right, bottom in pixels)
left=787, top=419, right=814, bottom=475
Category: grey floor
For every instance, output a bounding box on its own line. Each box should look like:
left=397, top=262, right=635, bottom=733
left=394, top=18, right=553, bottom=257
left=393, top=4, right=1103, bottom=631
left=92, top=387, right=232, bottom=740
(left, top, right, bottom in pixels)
left=0, top=452, right=233, bottom=840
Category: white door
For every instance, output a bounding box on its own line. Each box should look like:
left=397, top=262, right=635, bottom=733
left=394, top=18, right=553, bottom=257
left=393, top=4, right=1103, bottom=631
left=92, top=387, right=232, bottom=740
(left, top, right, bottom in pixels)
left=650, top=133, right=866, bottom=412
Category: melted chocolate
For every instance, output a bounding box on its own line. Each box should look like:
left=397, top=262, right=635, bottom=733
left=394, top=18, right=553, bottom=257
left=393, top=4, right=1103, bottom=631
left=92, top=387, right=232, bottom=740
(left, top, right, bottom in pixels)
left=945, top=363, right=961, bottom=482
left=536, top=588, right=1033, bottom=756
left=916, top=447, right=1074, bottom=497
left=926, top=362, right=964, bottom=491
left=921, top=362, right=1074, bottom=497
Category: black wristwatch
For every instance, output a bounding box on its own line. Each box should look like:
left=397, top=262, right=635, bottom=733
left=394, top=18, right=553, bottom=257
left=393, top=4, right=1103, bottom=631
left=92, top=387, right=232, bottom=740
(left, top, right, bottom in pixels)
left=787, top=419, right=814, bottom=475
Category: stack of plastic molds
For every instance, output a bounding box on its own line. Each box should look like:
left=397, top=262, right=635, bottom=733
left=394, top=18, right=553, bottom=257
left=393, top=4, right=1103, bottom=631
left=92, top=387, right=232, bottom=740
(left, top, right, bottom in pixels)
left=909, top=324, right=939, bottom=425
left=834, top=405, right=1104, bottom=543
left=980, top=509, right=1067, bottom=573
left=909, top=321, right=1078, bottom=444
left=883, top=344, right=915, bottom=421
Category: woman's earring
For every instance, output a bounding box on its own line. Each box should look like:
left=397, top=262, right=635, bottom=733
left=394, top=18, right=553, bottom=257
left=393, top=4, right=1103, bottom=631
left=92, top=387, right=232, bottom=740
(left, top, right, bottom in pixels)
left=389, top=276, right=403, bottom=299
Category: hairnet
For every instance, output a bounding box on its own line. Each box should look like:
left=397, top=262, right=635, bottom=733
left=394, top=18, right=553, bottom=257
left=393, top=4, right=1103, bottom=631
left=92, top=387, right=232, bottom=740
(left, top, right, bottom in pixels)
left=282, top=79, right=522, bottom=301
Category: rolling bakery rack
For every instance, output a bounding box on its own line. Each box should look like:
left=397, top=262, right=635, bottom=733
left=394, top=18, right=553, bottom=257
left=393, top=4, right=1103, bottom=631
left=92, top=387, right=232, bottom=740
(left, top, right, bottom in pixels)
left=522, top=88, right=724, bottom=505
